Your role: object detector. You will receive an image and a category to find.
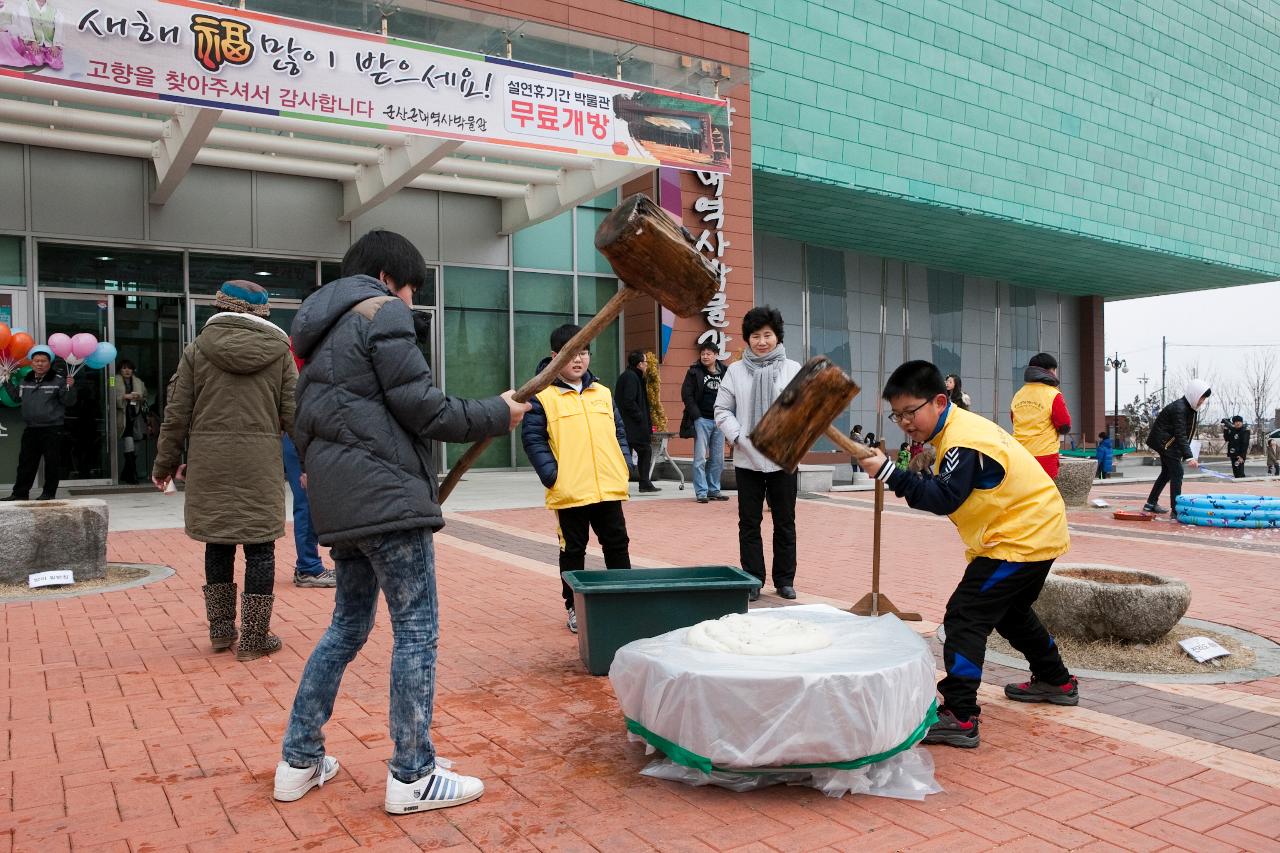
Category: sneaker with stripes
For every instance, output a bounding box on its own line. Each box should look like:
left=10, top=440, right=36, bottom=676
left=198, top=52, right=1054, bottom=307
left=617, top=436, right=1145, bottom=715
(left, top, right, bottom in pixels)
left=273, top=755, right=340, bottom=801
left=384, top=763, right=484, bottom=814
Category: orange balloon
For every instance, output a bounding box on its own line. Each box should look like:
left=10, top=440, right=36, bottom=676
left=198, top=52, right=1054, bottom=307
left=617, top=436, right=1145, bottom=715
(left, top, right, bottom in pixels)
left=0, top=322, right=10, bottom=351
left=7, top=332, right=33, bottom=360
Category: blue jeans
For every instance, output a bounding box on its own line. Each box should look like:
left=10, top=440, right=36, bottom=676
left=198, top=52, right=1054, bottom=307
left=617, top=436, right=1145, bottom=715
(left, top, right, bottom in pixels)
left=282, top=434, right=324, bottom=575
left=693, top=417, right=724, bottom=498
left=282, top=527, right=440, bottom=782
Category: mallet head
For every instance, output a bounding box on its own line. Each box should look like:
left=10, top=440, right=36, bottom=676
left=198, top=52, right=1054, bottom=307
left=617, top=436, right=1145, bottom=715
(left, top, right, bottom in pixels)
left=749, top=356, right=861, bottom=472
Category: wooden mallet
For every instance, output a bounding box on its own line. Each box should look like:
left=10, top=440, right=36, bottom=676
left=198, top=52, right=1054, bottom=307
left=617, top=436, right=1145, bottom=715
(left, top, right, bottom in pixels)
left=749, top=357, right=921, bottom=620
left=438, top=193, right=720, bottom=502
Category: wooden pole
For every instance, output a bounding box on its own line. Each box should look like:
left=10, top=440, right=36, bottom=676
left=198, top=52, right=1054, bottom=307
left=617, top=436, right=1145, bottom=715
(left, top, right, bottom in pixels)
left=846, top=436, right=921, bottom=621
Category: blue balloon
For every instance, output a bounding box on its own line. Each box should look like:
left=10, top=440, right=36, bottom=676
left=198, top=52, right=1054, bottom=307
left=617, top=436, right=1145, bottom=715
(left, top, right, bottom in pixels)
left=85, top=341, right=117, bottom=370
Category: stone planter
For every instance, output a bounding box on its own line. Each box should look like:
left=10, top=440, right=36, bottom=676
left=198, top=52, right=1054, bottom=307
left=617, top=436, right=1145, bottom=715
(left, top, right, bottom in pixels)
left=0, top=499, right=108, bottom=585
left=1033, top=564, right=1191, bottom=643
left=1053, top=456, right=1095, bottom=507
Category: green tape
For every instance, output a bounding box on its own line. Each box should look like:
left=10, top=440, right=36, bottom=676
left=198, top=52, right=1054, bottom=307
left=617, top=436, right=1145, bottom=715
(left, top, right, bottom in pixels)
left=624, top=700, right=939, bottom=775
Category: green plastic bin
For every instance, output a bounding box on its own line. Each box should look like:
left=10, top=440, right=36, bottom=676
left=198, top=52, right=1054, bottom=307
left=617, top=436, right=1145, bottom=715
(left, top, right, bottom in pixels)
left=562, top=566, right=762, bottom=675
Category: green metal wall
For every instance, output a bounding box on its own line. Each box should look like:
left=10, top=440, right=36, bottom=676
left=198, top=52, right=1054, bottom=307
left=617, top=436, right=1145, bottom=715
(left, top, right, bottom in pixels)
left=629, top=0, right=1280, bottom=296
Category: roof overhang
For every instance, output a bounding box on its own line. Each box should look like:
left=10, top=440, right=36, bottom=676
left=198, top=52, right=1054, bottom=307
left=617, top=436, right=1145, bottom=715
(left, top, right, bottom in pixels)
left=0, top=74, right=651, bottom=233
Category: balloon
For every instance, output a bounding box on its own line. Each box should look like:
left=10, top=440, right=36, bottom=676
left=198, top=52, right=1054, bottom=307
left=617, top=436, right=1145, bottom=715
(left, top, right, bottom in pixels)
left=0, top=323, right=9, bottom=352
left=85, top=341, right=117, bottom=370
left=0, top=366, right=31, bottom=407
left=47, top=332, right=73, bottom=359
left=6, top=332, right=33, bottom=360
left=71, top=333, right=99, bottom=359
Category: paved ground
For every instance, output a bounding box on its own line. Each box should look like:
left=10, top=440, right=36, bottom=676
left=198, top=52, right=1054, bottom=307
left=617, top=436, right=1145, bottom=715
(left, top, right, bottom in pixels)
left=4, top=476, right=1280, bottom=851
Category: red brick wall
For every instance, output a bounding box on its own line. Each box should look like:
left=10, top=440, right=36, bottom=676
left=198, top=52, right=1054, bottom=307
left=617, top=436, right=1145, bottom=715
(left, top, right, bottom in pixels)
left=1078, top=295, right=1105, bottom=439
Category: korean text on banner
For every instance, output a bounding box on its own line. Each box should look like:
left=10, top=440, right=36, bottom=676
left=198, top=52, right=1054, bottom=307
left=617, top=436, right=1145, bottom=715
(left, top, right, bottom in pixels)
left=2, top=0, right=731, bottom=173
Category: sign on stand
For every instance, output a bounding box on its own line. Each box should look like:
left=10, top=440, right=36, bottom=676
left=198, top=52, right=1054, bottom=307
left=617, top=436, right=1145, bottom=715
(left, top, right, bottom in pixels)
left=29, top=570, right=74, bottom=588
left=1179, top=636, right=1231, bottom=663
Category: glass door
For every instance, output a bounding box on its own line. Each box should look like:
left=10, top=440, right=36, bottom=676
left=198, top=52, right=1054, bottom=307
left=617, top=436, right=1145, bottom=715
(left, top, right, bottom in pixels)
left=111, top=295, right=185, bottom=483
left=40, top=294, right=112, bottom=485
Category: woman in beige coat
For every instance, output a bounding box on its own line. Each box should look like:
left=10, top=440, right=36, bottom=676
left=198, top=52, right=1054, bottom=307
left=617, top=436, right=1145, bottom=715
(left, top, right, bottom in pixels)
left=153, top=280, right=297, bottom=661
left=113, top=360, right=148, bottom=484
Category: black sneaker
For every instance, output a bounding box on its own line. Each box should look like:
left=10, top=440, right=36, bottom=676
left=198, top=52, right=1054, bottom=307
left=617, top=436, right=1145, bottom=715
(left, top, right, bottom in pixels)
left=1143, top=502, right=1169, bottom=514
left=1004, top=675, right=1079, bottom=706
left=922, top=708, right=979, bottom=748
left=696, top=495, right=709, bottom=503
left=709, top=493, right=730, bottom=501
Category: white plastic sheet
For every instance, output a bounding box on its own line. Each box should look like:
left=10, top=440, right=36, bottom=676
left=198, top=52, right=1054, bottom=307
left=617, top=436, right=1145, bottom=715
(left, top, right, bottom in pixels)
left=610, top=605, right=941, bottom=798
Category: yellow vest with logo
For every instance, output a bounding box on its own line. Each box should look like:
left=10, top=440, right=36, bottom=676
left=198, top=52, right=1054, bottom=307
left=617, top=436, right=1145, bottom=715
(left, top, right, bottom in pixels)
left=1011, top=381, right=1062, bottom=457
left=932, top=406, right=1070, bottom=563
left=536, top=381, right=630, bottom=511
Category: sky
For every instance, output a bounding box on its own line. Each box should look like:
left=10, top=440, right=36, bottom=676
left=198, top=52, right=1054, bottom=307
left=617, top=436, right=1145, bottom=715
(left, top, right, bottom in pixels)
left=1103, top=281, right=1280, bottom=422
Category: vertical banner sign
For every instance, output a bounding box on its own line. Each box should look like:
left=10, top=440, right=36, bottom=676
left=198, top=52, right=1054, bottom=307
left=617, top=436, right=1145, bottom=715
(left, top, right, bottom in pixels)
left=693, top=170, right=731, bottom=360
left=0, top=0, right=731, bottom=173
left=655, top=167, right=683, bottom=361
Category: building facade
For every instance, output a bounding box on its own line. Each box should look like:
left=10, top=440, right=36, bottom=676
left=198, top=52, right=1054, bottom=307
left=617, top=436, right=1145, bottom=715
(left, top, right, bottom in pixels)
left=2, top=0, right=1277, bottom=488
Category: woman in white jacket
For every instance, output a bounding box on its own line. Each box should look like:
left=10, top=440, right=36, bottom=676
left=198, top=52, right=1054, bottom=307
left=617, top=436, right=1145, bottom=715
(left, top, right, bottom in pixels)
left=714, top=306, right=802, bottom=601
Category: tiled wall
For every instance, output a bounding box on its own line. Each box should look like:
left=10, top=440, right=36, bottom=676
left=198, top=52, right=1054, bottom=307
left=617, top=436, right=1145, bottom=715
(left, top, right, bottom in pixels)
left=631, top=0, right=1280, bottom=277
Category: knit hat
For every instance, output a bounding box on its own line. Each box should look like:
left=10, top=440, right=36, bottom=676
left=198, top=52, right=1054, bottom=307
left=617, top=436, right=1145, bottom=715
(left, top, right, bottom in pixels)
left=215, top=280, right=271, bottom=317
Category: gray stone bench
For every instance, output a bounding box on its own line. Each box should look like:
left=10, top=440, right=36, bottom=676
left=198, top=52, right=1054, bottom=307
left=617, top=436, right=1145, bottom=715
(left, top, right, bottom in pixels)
left=0, top=499, right=108, bottom=585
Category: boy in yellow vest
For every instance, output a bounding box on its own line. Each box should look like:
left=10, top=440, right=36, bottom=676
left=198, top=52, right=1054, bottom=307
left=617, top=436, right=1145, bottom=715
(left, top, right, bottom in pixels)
left=1010, top=352, right=1072, bottom=477
left=521, top=323, right=633, bottom=635
left=856, top=360, right=1076, bottom=748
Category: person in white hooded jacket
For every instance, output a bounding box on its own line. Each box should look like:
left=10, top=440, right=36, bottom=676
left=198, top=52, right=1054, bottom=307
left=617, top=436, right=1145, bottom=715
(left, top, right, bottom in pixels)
left=1144, top=378, right=1210, bottom=517
left=714, top=306, right=801, bottom=600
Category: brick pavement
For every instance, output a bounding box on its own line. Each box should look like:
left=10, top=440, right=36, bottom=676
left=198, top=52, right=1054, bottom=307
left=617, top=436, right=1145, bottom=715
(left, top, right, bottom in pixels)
left=3, top=478, right=1280, bottom=851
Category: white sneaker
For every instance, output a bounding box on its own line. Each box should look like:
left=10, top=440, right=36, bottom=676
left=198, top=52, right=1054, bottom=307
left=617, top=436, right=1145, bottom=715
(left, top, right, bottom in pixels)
left=567, top=608, right=578, bottom=634
left=274, top=755, right=340, bottom=801
left=384, top=763, right=484, bottom=814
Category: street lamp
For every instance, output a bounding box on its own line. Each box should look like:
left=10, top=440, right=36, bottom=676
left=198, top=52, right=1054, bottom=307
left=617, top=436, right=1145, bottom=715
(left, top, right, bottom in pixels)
left=1104, top=354, right=1128, bottom=442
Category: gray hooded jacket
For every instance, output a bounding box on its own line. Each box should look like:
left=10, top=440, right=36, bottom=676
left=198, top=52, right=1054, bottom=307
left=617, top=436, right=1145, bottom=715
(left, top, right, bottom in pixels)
left=291, top=275, right=509, bottom=544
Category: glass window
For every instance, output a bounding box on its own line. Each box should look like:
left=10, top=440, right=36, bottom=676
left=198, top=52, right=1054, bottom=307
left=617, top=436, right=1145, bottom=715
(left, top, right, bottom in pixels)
left=1010, top=285, right=1039, bottom=385
left=320, top=262, right=342, bottom=286
left=189, top=254, right=317, bottom=300
left=513, top=272, right=573, bottom=467
left=513, top=211, right=572, bottom=271
left=927, top=269, right=964, bottom=381
left=317, top=261, right=436, bottom=306
left=576, top=207, right=615, bottom=275
left=442, top=266, right=509, bottom=468
left=577, top=276, right=621, bottom=383
left=0, top=236, right=21, bottom=286
left=806, top=246, right=850, bottom=446
left=38, top=244, right=183, bottom=293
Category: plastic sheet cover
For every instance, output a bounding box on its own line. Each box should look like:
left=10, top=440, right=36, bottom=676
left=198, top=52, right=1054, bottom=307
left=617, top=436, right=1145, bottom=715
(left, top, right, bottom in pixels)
left=610, top=605, right=942, bottom=799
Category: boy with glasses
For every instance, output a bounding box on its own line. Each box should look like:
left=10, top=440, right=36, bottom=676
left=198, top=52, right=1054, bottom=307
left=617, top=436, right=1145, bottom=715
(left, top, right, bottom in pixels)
left=521, top=324, right=633, bottom=634
left=854, top=360, right=1076, bottom=748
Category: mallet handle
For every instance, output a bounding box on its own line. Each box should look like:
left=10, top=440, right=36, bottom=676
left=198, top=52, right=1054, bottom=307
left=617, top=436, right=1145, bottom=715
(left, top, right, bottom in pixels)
left=824, top=425, right=879, bottom=461
left=437, top=287, right=642, bottom=503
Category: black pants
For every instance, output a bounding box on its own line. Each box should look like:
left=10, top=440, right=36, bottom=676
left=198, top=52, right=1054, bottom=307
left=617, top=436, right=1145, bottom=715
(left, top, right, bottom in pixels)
left=11, top=425, right=61, bottom=499
left=1146, top=451, right=1184, bottom=510
left=1230, top=455, right=1246, bottom=478
left=940, top=557, right=1070, bottom=720
left=1095, top=462, right=1107, bottom=480
left=736, top=467, right=798, bottom=589
left=205, top=542, right=276, bottom=595
left=557, top=501, right=631, bottom=610
left=634, top=442, right=655, bottom=488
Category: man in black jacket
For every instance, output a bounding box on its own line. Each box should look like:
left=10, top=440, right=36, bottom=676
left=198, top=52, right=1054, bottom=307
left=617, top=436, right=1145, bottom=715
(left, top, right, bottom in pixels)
left=2, top=345, right=76, bottom=501
left=278, top=230, right=528, bottom=815
left=616, top=350, right=659, bottom=492
left=1224, top=416, right=1250, bottom=478
left=680, top=341, right=728, bottom=503
left=1144, top=379, right=1209, bottom=516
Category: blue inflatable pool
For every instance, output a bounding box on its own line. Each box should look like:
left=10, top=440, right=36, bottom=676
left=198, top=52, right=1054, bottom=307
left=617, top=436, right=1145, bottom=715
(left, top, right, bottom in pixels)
left=1175, top=494, right=1280, bottom=528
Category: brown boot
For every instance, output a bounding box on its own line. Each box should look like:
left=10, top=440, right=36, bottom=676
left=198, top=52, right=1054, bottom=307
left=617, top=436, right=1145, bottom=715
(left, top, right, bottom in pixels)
left=236, top=593, right=283, bottom=662
left=202, top=582, right=238, bottom=652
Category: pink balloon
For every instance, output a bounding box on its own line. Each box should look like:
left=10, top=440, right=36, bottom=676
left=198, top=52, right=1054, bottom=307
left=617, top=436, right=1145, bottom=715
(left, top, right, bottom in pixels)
left=71, top=333, right=99, bottom=359
left=47, top=332, right=73, bottom=359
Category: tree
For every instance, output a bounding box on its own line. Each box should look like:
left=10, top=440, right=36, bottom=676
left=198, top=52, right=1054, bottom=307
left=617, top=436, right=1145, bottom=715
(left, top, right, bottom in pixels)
left=1242, top=349, right=1277, bottom=450
left=1121, top=391, right=1162, bottom=448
